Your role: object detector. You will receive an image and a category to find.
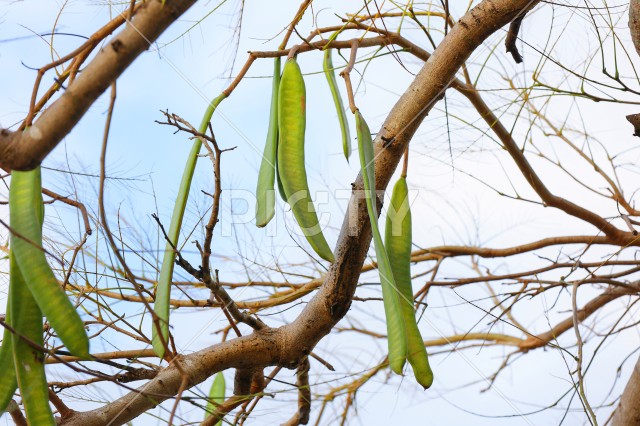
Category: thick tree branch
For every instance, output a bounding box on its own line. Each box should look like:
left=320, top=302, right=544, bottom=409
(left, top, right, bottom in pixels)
left=0, top=0, right=198, bottom=171
left=613, top=6, right=640, bottom=414
left=630, top=0, right=640, bottom=57
left=612, top=353, right=640, bottom=425
left=59, top=1, right=541, bottom=424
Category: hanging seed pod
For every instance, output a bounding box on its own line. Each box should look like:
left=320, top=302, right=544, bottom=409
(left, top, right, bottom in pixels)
left=153, top=93, right=227, bottom=358
left=323, top=49, right=351, bottom=161
left=0, top=273, right=16, bottom=414
left=385, top=176, right=433, bottom=389
left=9, top=168, right=89, bottom=358
left=278, top=58, right=335, bottom=262
left=355, top=110, right=407, bottom=373
left=256, top=57, right=282, bottom=227
left=9, top=169, right=56, bottom=425
left=204, top=372, right=226, bottom=425
left=10, top=257, right=55, bottom=426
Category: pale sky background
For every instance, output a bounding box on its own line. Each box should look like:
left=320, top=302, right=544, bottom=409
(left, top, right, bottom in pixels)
left=1, top=1, right=640, bottom=425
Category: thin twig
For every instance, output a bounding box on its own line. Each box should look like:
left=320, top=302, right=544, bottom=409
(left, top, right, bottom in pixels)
left=42, top=187, right=92, bottom=235
left=572, top=280, right=599, bottom=425
left=97, top=83, right=168, bottom=358
left=339, top=39, right=360, bottom=113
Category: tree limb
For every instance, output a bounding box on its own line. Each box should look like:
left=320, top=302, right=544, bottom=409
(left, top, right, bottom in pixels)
left=612, top=353, right=640, bottom=425
left=0, top=0, right=198, bottom=171
left=58, top=1, right=542, bottom=424
left=505, top=4, right=535, bottom=63
left=519, top=283, right=640, bottom=351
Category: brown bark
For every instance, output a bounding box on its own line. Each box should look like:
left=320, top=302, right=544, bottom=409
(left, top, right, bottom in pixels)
left=612, top=3, right=640, bottom=422
left=612, top=353, right=640, bottom=425
left=519, top=284, right=639, bottom=351
left=58, top=1, right=541, bottom=424
left=627, top=1, right=640, bottom=136
left=0, top=0, right=198, bottom=171
left=630, top=0, right=640, bottom=57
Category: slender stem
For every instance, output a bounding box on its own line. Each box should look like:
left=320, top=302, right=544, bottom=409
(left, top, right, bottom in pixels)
left=340, top=40, right=360, bottom=113
left=278, top=0, right=314, bottom=50
left=401, top=146, right=409, bottom=178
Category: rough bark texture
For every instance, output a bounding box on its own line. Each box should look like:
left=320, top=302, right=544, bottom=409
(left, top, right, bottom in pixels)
left=0, top=0, right=198, bottom=171
left=627, top=0, right=640, bottom=137
left=612, top=354, right=640, bottom=425
left=613, top=3, right=640, bottom=423
left=630, top=0, right=640, bottom=56
left=57, top=1, right=541, bottom=424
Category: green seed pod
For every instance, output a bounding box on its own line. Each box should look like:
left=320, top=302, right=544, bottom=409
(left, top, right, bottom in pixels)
left=385, top=176, right=433, bottom=389
left=9, top=168, right=89, bottom=358
left=10, top=254, right=55, bottom=426
left=256, top=57, right=281, bottom=227
left=276, top=143, right=288, bottom=203
left=204, top=372, right=225, bottom=425
left=355, top=110, right=407, bottom=374
left=278, top=58, right=335, bottom=262
left=153, top=93, right=227, bottom=359
left=10, top=170, right=56, bottom=425
left=0, top=273, right=17, bottom=414
left=323, top=49, right=351, bottom=161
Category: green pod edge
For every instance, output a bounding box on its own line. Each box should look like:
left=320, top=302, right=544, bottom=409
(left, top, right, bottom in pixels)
left=10, top=189, right=56, bottom=426
left=9, top=168, right=89, bottom=358
left=276, top=158, right=287, bottom=203
left=385, top=177, right=433, bottom=389
left=0, top=267, right=17, bottom=414
left=204, top=372, right=225, bottom=425
left=256, top=57, right=281, bottom=227
left=277, top=58, right=335, bottom=263
left=355, top=110, right=407, bottom=374
left=152, top=93, right=228, bottom=359
left=323, top=49, right=351, bottom=161
left=10, top=255, right=55, bottom=426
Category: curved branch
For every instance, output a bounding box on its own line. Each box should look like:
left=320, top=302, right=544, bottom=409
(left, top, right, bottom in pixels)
left=59, top=1, right=541, bottom=424
left=411, top=236, right=618, bottom=260
left=505, top=4, right=535, bottom=63
left=0, top=0, right=198, bottom=171
left=519, top=283, right=640, bottom=351
left=612, top=353, right=640, bottom=425
left=456, top=82, right=632, bottom=243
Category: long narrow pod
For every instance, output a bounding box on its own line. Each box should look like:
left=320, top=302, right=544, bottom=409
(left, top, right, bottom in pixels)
left=152, top=93, right=227, bottom=358
left=10, top=255, right=55, bottom=426
left=0, top=275, right=16, bottom=414
left=323, top=49, right=351, bottom=161
left=277, top=58, right=335, bottom=262
left=255, top=57, right=282, bottom=227
left=9, top=168, right=89, bottom=358
left=10, top=172, right=56, bottom=425
left=355, top=110, right=407, bottom=373
left=385, top=176, right=433, bottom=389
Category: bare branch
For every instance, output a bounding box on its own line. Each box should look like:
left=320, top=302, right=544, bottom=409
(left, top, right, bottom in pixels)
left=519, top=284, right=640, bottom=351
left=0, top=0, right=198, bottom=171
left=58, top=1, right=543, bottom=424
left=505, top=5, right=534, bottom=63
left=612, top=353, right=640, bottom=425
left=282, top=358, right=311, bottom=426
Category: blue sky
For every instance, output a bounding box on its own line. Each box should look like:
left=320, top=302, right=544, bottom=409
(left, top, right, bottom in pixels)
left=2, top=1, right=640, bottom=425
